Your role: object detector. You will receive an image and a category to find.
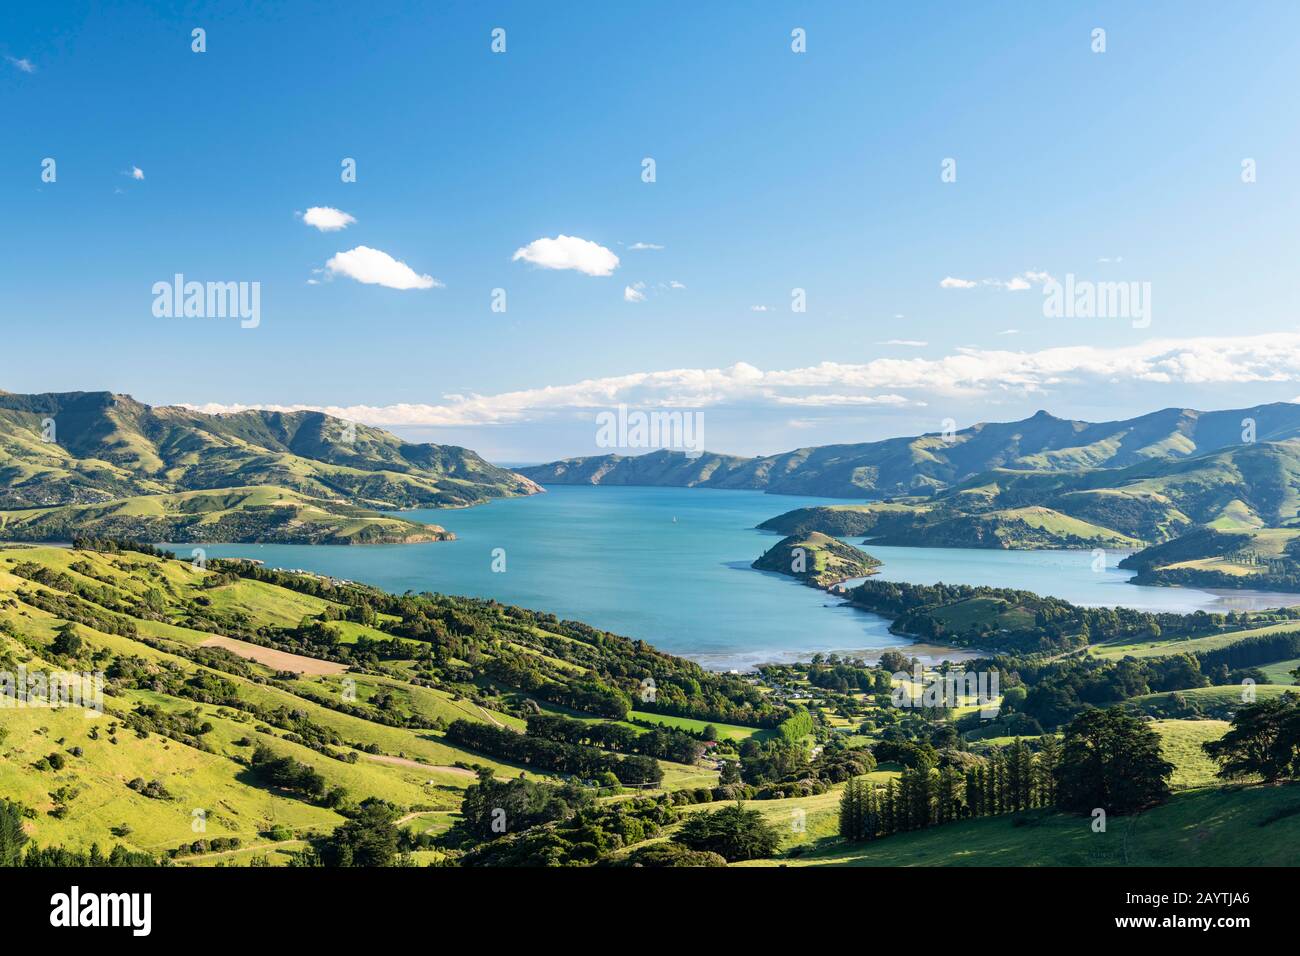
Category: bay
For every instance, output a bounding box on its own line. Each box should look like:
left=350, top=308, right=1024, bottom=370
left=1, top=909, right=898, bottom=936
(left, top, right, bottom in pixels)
left=179, top=486, right=1300, bottom=671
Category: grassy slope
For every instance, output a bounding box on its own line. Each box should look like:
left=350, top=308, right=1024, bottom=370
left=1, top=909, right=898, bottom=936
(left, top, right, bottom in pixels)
left=0, top=543, right=751, bottom=862
left=751, top=532, right=881, bottom=588
left=0, top=390, right=539, bottom=543
left=1090, top=620, right=1300, bottom=659
left=0, top=485, right=449, bottom=545
left=742, top=783, right=1300, bottom=866
left=0, top=546, right=534, bottom=859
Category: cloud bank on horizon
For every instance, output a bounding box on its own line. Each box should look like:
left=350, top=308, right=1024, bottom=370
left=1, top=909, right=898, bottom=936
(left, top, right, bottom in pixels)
left=183, top=332, right=1300, bottom=433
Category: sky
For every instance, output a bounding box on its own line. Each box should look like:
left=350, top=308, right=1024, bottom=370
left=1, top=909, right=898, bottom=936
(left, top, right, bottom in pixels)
left=3, top=1, right=1300, bottom=462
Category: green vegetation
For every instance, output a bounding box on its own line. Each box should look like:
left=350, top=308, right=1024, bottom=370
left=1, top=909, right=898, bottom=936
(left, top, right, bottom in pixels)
left=521, top=402, right=1300, bottom=500
left=0, top=389, right=539, bottom=544
left=751, top=532, right=880, bottom=589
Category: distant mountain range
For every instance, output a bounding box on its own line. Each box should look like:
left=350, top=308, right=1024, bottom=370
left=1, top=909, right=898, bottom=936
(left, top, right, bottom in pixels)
left=518, top=403, right=1300, bottom=500
left=0, top=390, right=539, bottom=544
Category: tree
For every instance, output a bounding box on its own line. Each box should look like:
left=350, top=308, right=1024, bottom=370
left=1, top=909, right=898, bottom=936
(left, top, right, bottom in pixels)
left=1034, top=734, right=1060, bottom=806
left=318, top=799, right=399, bottom=867
left=1202, top=695, right=1300, bottom=782
left=838, top=777, right=873, bottom=841
left=1055, top=708, right=1173, bottom=815
left=51, top=622, right=82, bottom=657
left=0, top=799, right=30, bottom=866
left=673, top=802, right=781, bottom=862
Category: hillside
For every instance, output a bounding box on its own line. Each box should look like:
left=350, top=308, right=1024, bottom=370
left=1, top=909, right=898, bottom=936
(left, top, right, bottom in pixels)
left=519, top=403, right=1300, bottom=499
left=0, top=389, right=540, bottom=544
left=0, top=541, right=778, bottom=864
left=751, top=532, right=881, bottom=589
left=0, top=486, right=451, bottom=545
left=4, top=541, right=1299, bottom=868
left=735, top=783, right=1300, bottom=867
left=757, top=439, right=1300, bottom=554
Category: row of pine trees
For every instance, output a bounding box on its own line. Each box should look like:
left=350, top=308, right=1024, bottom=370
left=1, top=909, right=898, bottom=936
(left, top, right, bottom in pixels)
left=839, top=736, right=1060, bottom=841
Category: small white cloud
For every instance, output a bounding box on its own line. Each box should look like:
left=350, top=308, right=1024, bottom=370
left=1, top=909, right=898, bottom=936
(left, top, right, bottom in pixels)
left=130, top=166, right=145, bottom=180
left=878, top=339, right=928, bottom=347
left=302, top=206, right=356, bottom=232
left=750, top=305, right=770, bottom=312
left=669, top=280, right=686, bottom=289
left=949, top=271, right=1053, bottom=291
left=997, top=328, right=1020, bottom=336
left=629, top=242, right=664, bottom=251
left=325, top=245, right=441, bottom=290
left=7, top=56, right=35, bottom=73
left=512, top=235, right=619, bottom=276
left=624, top=283, right=646, bottom=303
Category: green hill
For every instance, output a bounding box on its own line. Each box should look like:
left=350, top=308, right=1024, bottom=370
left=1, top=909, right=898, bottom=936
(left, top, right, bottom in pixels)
left=759, top=438, right=1300, bottom=554
left=737, top=783, right=1300, bottom=867
left=520, top=403, right=1300, bottom=499
left=751, top=532, right=881, bottom=589
left=0, top=542, right=776, bottom=863
left=0, top=389, right=540, bottom=544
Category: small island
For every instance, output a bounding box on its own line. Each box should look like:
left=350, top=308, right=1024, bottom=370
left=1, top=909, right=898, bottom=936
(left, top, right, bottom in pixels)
left=751, top=531, right=882, bottom=590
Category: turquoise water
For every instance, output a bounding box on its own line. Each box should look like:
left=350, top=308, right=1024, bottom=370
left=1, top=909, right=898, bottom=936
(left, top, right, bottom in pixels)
left=179, top=486, right=1300, bottom=670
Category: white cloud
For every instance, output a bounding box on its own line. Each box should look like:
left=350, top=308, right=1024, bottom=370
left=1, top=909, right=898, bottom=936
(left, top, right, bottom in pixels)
left=7, top=56, right=34, bottom=73
left=512, top=235, right=619, bottom=276
left=624, top=283, right=646, bottom=303
left=997, top=329, right=1020, bottom=336
left=878, top=339, right=928, bottom=347
left=302, top=206, right=356, bottom=231
left=130, top=166, right=144, bottom=180
left=629, top=242, right=664, bottom=251
left=183, top=333, right=1300, bottom=429
left=774, top=393, right=914, bottom=407
left=946, top=271, right=1053, bottom=291
left=750, top=305, right=770, bottom=312
left=669, top=280, right=686, bottom=289
left=325, top=246, right=440, bottom=290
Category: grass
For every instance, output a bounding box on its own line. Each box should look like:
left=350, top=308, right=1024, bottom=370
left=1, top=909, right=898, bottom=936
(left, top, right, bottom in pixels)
left=1091, top=620, right=1300, bottom=659
left=740, top=784, right=1300, bottom=867
left=1128, top=683, right=1296, bottom=718
left=628, top=711, right=772, bottom=742
left=1259, top=658, right=1300, bottom=684
left=1152, top=719, right=1230, bottom=790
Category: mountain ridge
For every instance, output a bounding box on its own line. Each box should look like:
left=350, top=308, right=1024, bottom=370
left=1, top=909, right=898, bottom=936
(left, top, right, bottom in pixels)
left=0, top=389, right=540, bottom=544
left=517, top=402, right=1300, bottom=499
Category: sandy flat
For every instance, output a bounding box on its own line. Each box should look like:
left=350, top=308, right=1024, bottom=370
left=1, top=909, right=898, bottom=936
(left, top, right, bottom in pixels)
left=199, top=635, right=347, bottom=676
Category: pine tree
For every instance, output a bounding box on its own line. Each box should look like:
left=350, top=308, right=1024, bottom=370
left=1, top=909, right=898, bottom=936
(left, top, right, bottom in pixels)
left=839, top=777, right=871, bottom=842
left=881, top=779, right=897, bottom=836
left=966, top=765, right=984, bottom=818
left=1008, top=738, right=1033, bottom=811
left=1035, top=734, right=1060, bottom=806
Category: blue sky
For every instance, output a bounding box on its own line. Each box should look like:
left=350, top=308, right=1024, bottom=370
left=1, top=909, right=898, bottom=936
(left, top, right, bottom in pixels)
left=4, top=1, right=1300, bottom=460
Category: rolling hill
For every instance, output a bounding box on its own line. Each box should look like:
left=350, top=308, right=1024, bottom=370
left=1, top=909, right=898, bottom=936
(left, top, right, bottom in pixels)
left=0, top=389, right=540, bottom=544
left=758, top=439, right=1300, bottom=553
left=519, top=403, right=1300, bottom=499
left=751, top=532, right=881, bottom=589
